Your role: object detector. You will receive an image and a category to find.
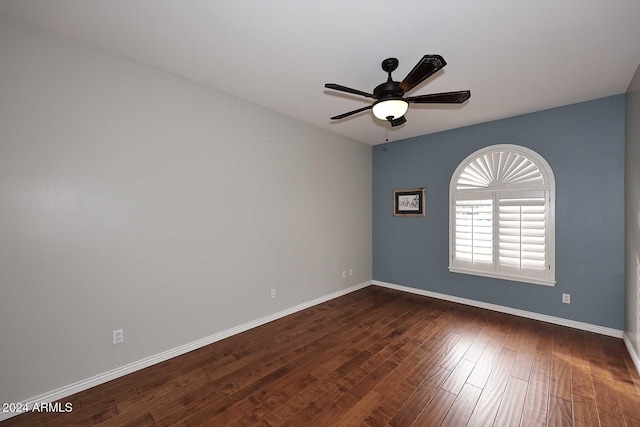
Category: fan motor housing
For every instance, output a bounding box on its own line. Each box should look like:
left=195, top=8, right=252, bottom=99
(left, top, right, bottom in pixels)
left=373, top=81, right=403, bottom=100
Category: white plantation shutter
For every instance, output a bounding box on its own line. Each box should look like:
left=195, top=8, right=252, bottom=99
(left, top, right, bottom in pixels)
left=456, top=151, right=544, bottom=190
left=498, top=192, right=548, bottom=278
left=449, top=145, right=555, bottom=286
left=454, top=198, right=493, bottom=270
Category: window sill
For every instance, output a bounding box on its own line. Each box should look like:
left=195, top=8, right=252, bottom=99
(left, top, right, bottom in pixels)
left=448, top=266, right=556, bottom=287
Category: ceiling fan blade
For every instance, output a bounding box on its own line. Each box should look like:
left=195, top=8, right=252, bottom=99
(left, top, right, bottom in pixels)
left=325, top=83, right=376, bottom=99
left=330, top=105, right=373, bottom=120
left=399, top=55, right=447, bottom=93
left=406, top=90, right=471, bottom=104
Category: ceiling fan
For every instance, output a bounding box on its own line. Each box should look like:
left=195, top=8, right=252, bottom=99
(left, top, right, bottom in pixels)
left=325, top=55, right=470, bottom=127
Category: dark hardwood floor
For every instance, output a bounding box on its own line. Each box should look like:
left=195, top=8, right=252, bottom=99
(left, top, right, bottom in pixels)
left=2, top=286, right=639, bottom=426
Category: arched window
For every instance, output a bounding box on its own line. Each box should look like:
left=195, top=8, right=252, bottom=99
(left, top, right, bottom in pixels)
left=449, top=144, right=556, bottom=286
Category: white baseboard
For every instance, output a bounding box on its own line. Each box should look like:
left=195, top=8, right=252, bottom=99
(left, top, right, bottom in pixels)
left=372, top=280, right=624, bottom=338
left=0, top=281, right=370, bottom=422
left=624, top=333, right=640, bottom=376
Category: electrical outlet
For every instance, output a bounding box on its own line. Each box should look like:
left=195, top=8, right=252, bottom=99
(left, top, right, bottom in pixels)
left=113, top=329, right=123, bottom=345
left=562, top=293, right=570, bottom=304
left=271, top=289, right=276, bottom=299
left=349, top=268, right=353, bottom=276
left=342, top=270, right=346, bottom=278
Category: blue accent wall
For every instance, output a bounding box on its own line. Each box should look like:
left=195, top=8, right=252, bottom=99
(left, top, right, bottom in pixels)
left=373, top=95, right=625, bottom=329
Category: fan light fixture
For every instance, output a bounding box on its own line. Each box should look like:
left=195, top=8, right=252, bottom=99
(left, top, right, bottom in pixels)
left=372, top=99, right=408, bottom=121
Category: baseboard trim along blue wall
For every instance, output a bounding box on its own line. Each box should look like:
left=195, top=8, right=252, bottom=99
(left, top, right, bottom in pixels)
left=373, top=94, right=626, bottom=330
left=372, top=280, right=622, bottom=337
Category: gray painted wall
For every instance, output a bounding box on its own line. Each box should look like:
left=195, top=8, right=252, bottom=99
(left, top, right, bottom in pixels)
left=373, top=95, right=625, bottom=329
left=0, top=14, right=372, bottom=405
left=625, top=64, right=640, bottom=359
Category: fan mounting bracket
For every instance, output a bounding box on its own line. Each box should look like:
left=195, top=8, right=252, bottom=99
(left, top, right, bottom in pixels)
left=381, top=58, right=399, bottom=73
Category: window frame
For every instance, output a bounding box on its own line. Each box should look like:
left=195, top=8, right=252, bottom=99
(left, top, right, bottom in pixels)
left=448, top=144, right=556, bottom=286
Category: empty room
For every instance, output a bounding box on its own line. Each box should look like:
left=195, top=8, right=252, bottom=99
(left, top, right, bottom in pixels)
left=1, top=1, right=640, bottom=426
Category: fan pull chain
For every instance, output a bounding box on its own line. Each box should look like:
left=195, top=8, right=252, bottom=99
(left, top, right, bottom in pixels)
left=385, top=124, right=389, bottom=142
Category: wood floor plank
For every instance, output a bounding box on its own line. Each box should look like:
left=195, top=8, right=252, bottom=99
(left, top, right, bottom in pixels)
left=531, top=351, right=551, bottom=375
left=441, top=383, right=482, bottom=427
left=589, top=354, right=616, bottom=381
left=494, top=376, right=528, bottom=427
left=511, top=351, right=534, bottom=381
left=410, top=389, right=456, bottom=427
left=618, top=380, right=640, bottom=420
left=386, top=336, right=459, bottom=408
left=567, top=329, right=590, bottom=367
left=466, top=343, right=501, bottom=389
left=535, top=323, right=554, bottom=355
left=570, top=362, right=595, bottom=399
left=552, top=326, right=572, bottom=359
left=572, top=394, right=599, bottom=427
left=438, top=335, right=477, bottom=371
left=361, top=397, right=398, bottom=427
left=265, top=372, right=342, bottom=426
left=466, top=347, right=517, bottom=427
left=154, top=365, right=291, bottom=426
left=373, top=331, right=457, bottom=400
left=119, top=413, right=156, bottom=427
left=503, top=317, right=526, bottom=351
left=388, top=366, right=450, bottom=426
left=592, top=375, right=623, bottom=415
left=596, top=409, right=626, bottom=427
left=335, top=390, right=385, bottom=427
left=518, top=321, right=542, bottom=355
left=463, top=334, right=490, bottom=363
left=351, top=360, right=398, bottom=398
left=622, top=350, right=640, bottom=395
left=550, top=352, right=572, bottom=400
left=231, top=374, right=317, bottom=427
left=547, top=395, right=572, bottom=427
left=2, top=286, right=639, bottom=427
left=305, top=391, right=359, bottom=426
left=183, top=394, right=261, bottom=426
left=288, top=372, right=355, bottom=423
left=625, top=414, right=640, bottom=427
left=520, top=367, right=550, bottom=427
left=440, top=359, right=475, bottom=395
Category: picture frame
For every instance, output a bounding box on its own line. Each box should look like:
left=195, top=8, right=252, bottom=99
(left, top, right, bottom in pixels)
left=393, top=188, right=426, bottom=217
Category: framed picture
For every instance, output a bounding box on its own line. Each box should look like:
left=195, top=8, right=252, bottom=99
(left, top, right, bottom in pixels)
left=393, top=188, right=426, bottom=217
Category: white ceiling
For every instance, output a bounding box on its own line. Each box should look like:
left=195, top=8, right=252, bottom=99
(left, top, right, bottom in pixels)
left=1, top=1, right=639, bottom=145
